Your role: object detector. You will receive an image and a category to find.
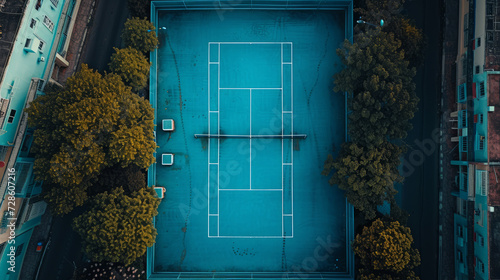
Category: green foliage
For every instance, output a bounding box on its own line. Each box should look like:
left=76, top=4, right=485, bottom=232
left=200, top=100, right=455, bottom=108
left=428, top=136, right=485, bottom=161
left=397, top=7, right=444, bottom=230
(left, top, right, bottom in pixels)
left=73, top=187, right=160, bottom=266
left=89, top=164, right=146, bottom=196
left=385, top=16, right=426, bottom=68
left=334, top=30, right=418, bottom=147
left=355, top=0, right=405, bottom=25
left=322, top=142, right=403, bottom=220
left=26, top=65, right=156, bottom=215
left=109, top=47, right=151, bottom=91
left=127, top=0, right=151, bottom=19
left=122, top=17, right=159, bottom=54
left=353, top=219, right=421, bottom=279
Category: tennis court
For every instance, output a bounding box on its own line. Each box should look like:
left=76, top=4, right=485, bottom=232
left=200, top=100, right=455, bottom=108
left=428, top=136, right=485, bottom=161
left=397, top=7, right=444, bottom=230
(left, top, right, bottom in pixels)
left=149, top=1, right=354, bottom=279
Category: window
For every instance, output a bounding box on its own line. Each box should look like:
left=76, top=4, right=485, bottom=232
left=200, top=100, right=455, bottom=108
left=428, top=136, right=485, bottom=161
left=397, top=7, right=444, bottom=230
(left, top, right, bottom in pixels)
left=477, top=37, right=482, bottom=47
left=30, top=19, right=36, bottom=29
left=24, top=38, right=32, bottom=48
left=42, top=15, right=54, bottom=32
left=38, top=41, right=44, bottom=52
left=479, top=234, right=485, bottom=247
left=476, top=65, right=480, bottom=74
left=480, top=81, right=485, bottom=97
left=50, top=0, right=59, bottom=6
left=480, top=114, right=484, bottom=124
left=457, top=250, right=463, bottom=262
left=457, top=225, right=463, bottom=237
left=14, top=244, right=24, bottom=257
left=7, top=110, right=15, bottom=124
left=476, top=170, right=488, bottom=195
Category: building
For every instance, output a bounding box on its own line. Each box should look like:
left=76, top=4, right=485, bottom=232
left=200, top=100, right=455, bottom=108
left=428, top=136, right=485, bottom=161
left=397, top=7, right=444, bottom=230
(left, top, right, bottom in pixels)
left=451, top=0, right=500, bottom=279
left=0, top=0, right=82, bottom=278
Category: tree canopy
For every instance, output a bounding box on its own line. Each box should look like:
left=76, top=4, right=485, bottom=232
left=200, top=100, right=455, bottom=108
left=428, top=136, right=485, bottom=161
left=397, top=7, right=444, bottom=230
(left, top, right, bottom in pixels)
left=122, top=17, right=159, bottom=54
left=73, top=187, right=160, bottom=265
left=88, top=164, right=146, bottom=196
left=109, top=47, right=151, bottom=91
left=334, top=30, right=418, bottom=147
left=353, top=218, right=421, bottom=279
left=26, top=64, right=156, bottom=215
left=384, top=16, right=425, bottom=68
left=355, top=0, right=405, bottom=25
left=322, top=141, right=403, bottom=220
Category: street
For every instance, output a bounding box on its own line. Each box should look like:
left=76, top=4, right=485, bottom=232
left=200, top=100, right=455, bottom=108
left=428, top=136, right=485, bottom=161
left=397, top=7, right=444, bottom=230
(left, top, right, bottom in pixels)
left=36, top=212, right=83, bottom=280
left=34, top=0, right=129, bottom=279
left=81, top=0, right=129, bottom=72
left=397, top=0, right=441, bottom=279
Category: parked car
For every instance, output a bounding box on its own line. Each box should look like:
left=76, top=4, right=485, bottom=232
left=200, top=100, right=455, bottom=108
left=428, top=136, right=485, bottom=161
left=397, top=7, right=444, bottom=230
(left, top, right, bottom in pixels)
left=36, top=242, right=43, bottom=252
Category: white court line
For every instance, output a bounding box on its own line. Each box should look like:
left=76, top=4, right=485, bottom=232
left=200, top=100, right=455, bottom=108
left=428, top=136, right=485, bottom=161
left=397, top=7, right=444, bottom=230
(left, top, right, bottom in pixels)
left=283, top=214, right=293, bottom=216
left=281, top=42, right=284, bottom=237
left=283, top=163, right=292, bottom=166
left=207, top=42, right=211, bottom=237
left=217, top=44, right=220, bottom=237
left=209, top=42, right=296, bottom=238
left=291, top=43, right=294, bottom=236
left=219, top=88, right=281, bottom=90
left=210, top=42, right=292, bottom=44
left=250, top=89, right=252, bottom=190
left=209, top=236, right=294, bottom=238
left=219, top=189, right=282, bottom=191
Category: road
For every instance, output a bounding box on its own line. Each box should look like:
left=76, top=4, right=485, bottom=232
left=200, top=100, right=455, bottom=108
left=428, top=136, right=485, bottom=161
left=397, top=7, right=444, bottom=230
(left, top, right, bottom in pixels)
left=396, top=0, right=441, bottom=279
left=35, top=1, right=129, bottom=279
left=81, top=0, right=129, bottom=72
left=36, top=212, right=83, bottom=280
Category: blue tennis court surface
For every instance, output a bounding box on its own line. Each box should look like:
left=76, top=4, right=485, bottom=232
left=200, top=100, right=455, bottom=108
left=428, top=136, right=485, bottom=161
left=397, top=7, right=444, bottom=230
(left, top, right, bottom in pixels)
left=149, top=1, right=354, bottom=279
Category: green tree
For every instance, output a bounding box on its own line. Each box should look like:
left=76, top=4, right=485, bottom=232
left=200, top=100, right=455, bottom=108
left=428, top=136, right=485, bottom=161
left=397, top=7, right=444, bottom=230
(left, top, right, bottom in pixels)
left=127, top=0, right=151, bottom=19
left=89, top=164, right=146, bottom=196
left=322, top=142, right=403, bottom=220
left=385, top=16, right=425, bottom=68
left=122, top=17, right=159, bottom=54
left=73, top=187, right=160, bottom=265
left=27, top=65, right=156, bottom=215
left=334, top=30, right=418, bottom=147
left=109, top=47, right=151, bottom=91
left=353, top=219, right=420, bottom=279
left=355, top=0, right=405, bottom=25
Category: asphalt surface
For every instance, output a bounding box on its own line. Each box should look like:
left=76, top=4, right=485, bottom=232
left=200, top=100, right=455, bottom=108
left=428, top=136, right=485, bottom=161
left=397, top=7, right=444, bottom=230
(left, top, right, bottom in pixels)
left=36, top=212, right=83, bottom=280
left=81, top=0, right=129, bottom=72
left=396, top=0, right=442, bottom=279
left=35, top=1, right=129, bottom=279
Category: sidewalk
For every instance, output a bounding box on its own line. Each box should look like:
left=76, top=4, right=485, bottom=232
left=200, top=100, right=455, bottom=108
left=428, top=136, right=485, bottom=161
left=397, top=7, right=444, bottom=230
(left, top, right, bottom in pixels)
left=18, top=211, right=52, bottom=280
left=55, top=0, right=98, bottom=84
left=439, top=0, right=459, bottom=279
